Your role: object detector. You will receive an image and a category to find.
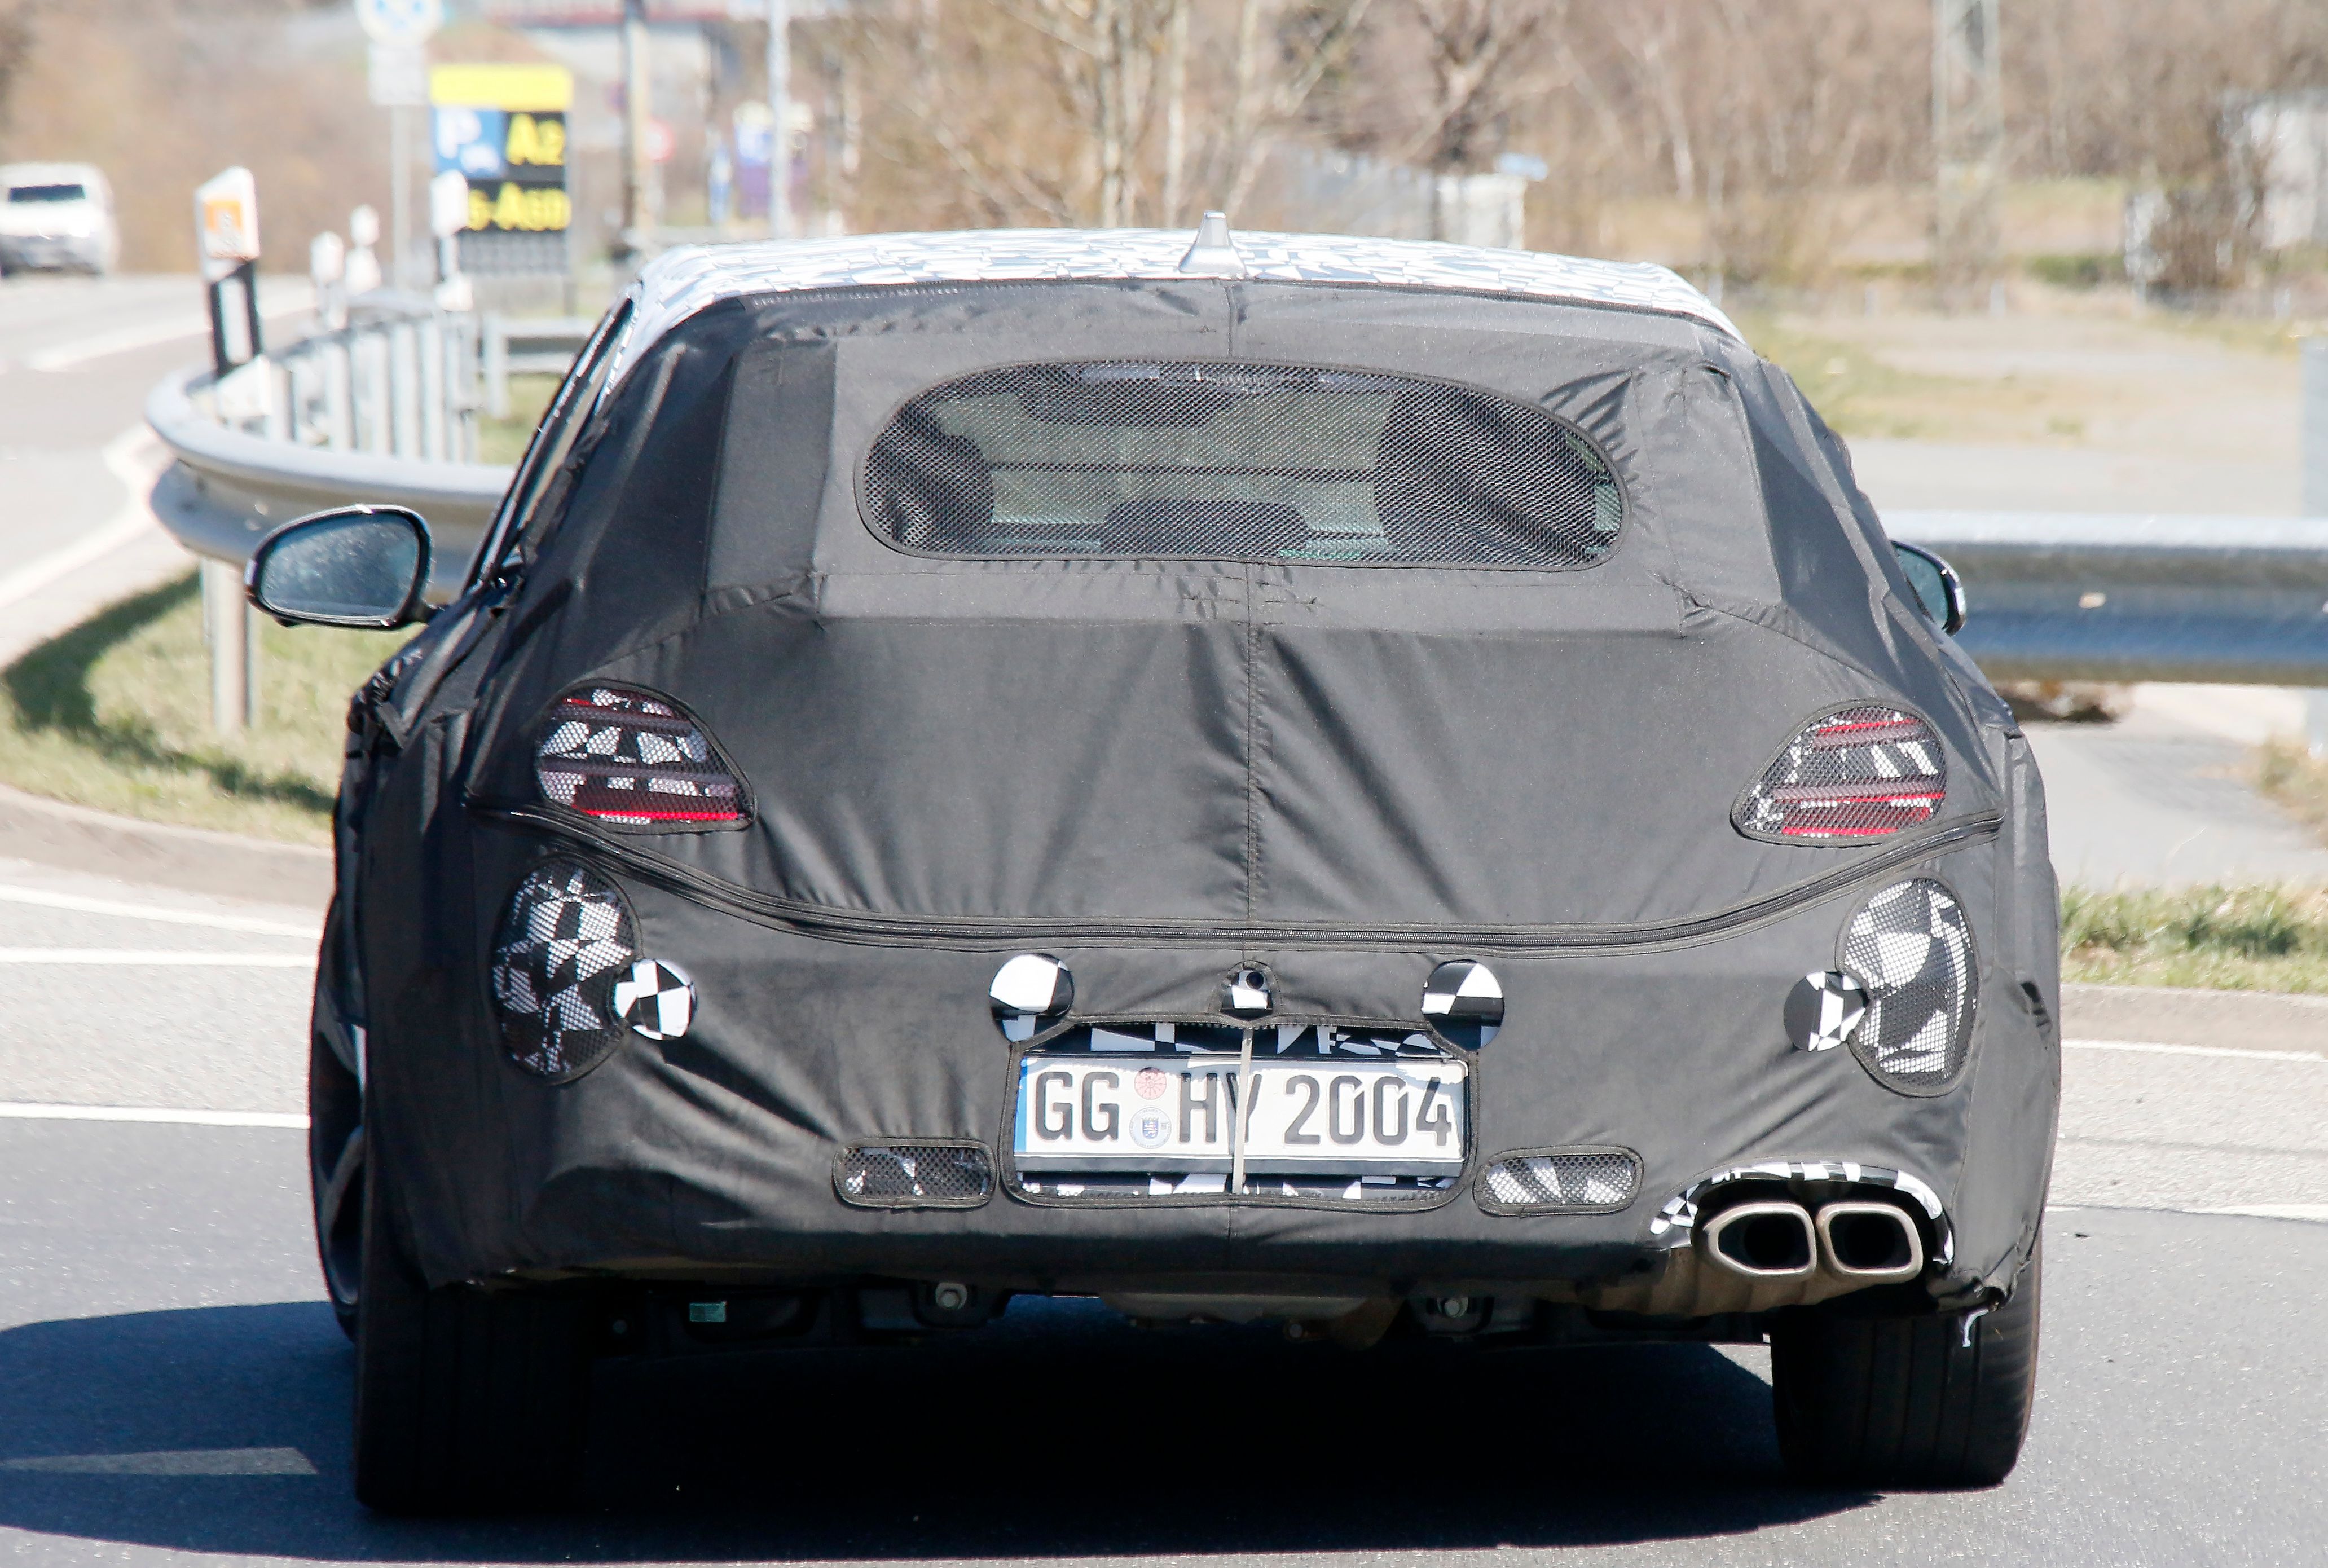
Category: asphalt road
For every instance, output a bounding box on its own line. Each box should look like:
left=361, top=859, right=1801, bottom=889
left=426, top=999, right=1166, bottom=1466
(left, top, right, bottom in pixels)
left=0, top=272, right=309, bottom=666
left=1, top=854, right=2325, bottom=1564
left=2, top=277, right=2327, bottom=1565
left=0, top=1122, right=2321, bottom=1566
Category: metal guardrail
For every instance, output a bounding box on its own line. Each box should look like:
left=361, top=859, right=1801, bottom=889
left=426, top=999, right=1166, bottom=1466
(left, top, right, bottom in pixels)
left=1887, top=512, right=2328, bottom=688
left=147, top=362, right=507, bottom=601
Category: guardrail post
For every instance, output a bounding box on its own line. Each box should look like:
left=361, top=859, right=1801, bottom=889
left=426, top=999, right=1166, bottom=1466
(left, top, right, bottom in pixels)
left=483, top=313, right=510, bottom=420
left=264, top=360, right=291, bottom=443
left=357, top=331, right=390, bottom=454
left=420, top=318, right=448, bottom=462
left=284, top=354, right=311, bottom=446
left=390, top=322, right=421, bottom=459
left=324, top=339, right=353, bottom=451
left=199, top=557, right=256, bottom=736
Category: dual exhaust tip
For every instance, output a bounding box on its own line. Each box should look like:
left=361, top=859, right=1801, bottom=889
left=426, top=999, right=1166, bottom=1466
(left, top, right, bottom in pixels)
left=1695, top=1198, right=1925, bottom=1284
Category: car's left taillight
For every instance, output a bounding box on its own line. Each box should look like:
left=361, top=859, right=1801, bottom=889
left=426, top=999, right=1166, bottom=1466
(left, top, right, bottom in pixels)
left=535, top=685, right=748, bottom=827
left=1735, top=704, right=1945, bottom=843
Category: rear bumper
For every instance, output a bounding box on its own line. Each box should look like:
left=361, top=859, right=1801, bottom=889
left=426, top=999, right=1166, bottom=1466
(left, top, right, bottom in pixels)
left=365, top=835, right=2058, bottom=1314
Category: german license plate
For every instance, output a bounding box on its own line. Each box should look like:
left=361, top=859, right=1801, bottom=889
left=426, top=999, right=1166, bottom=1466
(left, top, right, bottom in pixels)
left=1013, top=1056, right=1466, bottom=1177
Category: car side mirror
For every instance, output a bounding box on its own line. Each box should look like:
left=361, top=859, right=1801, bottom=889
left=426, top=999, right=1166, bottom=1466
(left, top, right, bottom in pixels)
left=245, top=506, right=433, bottom=629
left=1892, top=541, right=1967, bottom=636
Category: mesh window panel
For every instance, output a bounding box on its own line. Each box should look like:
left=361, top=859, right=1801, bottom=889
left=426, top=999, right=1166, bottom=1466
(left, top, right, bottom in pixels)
left=1476, top=1148, right=1642, bottom=1213
left=837, top=1142, right=994, bottom=1208
left=1736, top=706, right=1947, bottom=842
left=1842, top=879, right=1977, bottom=1090
left=864, top=361, right=1622, bottom=567
left=490, top=861, right=636, bottom=1081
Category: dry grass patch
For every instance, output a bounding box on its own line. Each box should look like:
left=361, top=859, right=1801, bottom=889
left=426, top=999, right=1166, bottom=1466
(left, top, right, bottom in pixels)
left=2061, top=883, right=2328, bottom=994
left=2257, top=739, right=2328, bottom=846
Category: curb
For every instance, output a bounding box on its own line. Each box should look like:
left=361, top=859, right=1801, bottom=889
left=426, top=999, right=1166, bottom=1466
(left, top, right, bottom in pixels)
left=2061, top=981, right=2326, bottom=1055
left=0, top=782, right=331, bottom=910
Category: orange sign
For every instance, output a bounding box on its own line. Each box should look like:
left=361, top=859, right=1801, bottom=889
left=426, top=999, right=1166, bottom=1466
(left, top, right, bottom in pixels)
left=194, top=166, right=260, bottom=279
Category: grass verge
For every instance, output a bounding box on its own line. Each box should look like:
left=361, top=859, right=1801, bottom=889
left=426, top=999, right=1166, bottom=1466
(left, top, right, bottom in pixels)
left=0, top=571, right=412, bottom=845
left=2061, top=884, right=2328, bottom=994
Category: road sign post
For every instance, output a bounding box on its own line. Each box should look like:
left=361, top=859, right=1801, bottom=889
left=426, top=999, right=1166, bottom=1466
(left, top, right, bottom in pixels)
left=193, top=166, right=263, bottom=380
left=357, top=1, right=443, bottom=294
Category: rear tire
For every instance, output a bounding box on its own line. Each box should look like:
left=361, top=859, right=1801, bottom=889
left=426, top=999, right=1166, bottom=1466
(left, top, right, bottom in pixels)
left=351, top=1140, right=595, bottom=1513
left=1771, top=1232, right=2041, bottom=1489
left=307, top=1028, right=364, bottom=1341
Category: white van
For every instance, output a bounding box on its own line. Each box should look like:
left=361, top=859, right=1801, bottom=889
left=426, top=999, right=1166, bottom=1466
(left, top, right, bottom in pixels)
left=0, top=162, right=118, bottom=277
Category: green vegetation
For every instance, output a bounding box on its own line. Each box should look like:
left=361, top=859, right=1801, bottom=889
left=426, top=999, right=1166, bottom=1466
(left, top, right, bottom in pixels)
left=0, top=572, right=412, bottom=845
left=2061, top=884, right=2328, bottom=994
left=477, top=373, right=561, bottom=465
left=2023, top=253, right=2123, bottom=289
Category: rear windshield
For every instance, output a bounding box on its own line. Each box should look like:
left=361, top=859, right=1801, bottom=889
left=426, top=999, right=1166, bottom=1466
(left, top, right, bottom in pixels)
left=7, top=184, right=87, bottom=204
left=863, top=360, right=1623, bottom=567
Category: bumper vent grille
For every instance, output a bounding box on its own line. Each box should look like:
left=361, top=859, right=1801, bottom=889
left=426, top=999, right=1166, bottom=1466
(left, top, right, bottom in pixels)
left=836, top=1142, right=993, bottom=1208
left=1476, top=1147, right=1641, bottom=1214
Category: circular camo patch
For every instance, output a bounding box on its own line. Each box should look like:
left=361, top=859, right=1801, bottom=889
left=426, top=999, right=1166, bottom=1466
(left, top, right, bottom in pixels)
left=491, top=861, right=637, bottom=1080
left=614, top=959, right=697, bottom=1041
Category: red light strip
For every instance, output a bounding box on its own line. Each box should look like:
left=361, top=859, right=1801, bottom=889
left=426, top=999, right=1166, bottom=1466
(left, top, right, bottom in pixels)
left=576, top=805, right=745, bottom=822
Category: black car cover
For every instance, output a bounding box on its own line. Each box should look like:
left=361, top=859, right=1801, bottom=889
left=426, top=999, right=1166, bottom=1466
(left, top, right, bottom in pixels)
left=347, top=277, right=2057, bottom=1311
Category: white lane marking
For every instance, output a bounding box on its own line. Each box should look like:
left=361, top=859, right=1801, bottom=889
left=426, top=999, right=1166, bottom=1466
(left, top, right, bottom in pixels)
left=0, top=949, right=311, bottom=967
left=2063, top=1038, right=2324, bottom=1064
left=0, top=884, right=318, bottom=939
left=23, top=297, right=310, bottom=372
left=0, top=428, right=169, bottom=613
left=0, top=1102, right=305, bottom=1128
left=0, top=1447, right=316, bottom=1475
left=2048, top=1202, right=2328, bottom=1225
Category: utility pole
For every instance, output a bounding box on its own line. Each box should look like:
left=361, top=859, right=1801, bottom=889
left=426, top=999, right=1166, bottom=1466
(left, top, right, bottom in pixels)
left=622, top=0, right=653, bottom=263
left=768, top=0, right=791, bottom=240
left=1933, top=0, right=2003, bottom=296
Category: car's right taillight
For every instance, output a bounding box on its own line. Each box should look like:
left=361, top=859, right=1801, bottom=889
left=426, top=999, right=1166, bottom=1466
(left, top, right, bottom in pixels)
left=1735, top=705, right=1945, bottom=842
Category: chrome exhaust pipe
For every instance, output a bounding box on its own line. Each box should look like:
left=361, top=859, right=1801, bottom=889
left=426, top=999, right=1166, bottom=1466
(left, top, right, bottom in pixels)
left=1816, top=1200, right=1926, bottom=1283
left=1696, top=1200, right=1819, bottom=1279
